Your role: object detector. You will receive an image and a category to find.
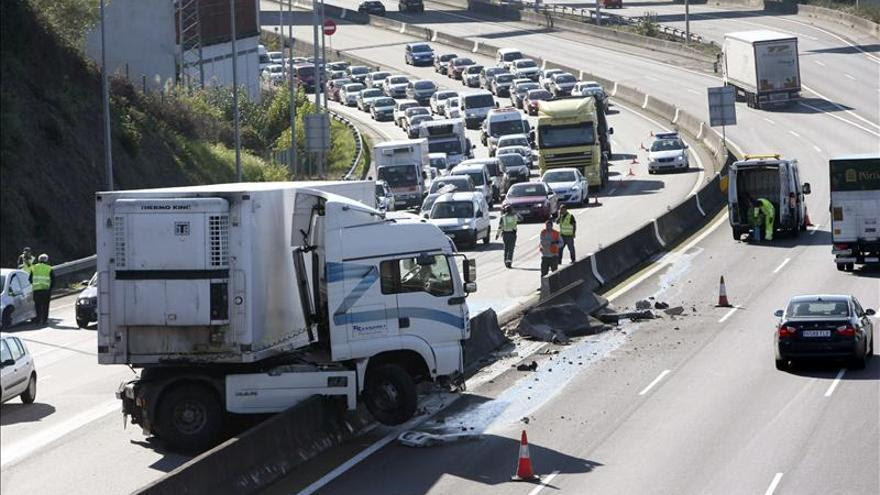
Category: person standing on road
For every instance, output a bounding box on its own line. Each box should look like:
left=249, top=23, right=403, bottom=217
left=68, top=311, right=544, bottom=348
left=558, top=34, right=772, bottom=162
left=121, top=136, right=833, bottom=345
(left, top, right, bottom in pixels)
left=17, top=247, right=35, bottom=271
left=556, top=205, right=577, bottom=264
left=496, top=205, right=520, bottom=268
left=753, top=197, right=775, bottom=241
left=539, top=220, right=562, bottom=277
left=29, top=254, right=54, bottom=326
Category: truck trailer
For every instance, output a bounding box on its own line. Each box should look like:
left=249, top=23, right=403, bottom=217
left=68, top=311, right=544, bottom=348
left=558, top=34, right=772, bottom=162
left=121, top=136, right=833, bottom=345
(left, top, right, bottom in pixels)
left=96, top=181, right=476, bottom=452
left=723, top=30, right=801, bottom=109
left=830, top=156, right=880, bottom=271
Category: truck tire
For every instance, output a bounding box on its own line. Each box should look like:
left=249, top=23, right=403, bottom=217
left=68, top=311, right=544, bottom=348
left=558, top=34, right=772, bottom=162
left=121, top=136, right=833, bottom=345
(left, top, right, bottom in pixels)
left=156, top=383, right=223, bottom=453
left=363, top=364, right=417, bottom=425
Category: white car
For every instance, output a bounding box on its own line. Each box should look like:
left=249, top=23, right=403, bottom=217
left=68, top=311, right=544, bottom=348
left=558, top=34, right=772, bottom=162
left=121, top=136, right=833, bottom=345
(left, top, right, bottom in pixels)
left=497, top=145, right=534, bottom=169
left=549, top=73, right=577, bottom=98
left=574, top=81, right=608, bottom=106
left=443, top=97, right=462, bottom=119
left=542, top=168, right=589, bottom=205
left=539, top=69, right=564, bottom=91
left=268, top=51, right=284, bottom=66
left=1, top=333, right=37, bottom=404
left=450, top=161, right=493, bottom=206
left=340, top=83, right=366, bottom=106
left=647, top=132, right=690, bottom=173
left=426, top=192, right=491, bottom=247
left=383, top=74, right=411, bottom=98
left=429, top=152, right=449, bottom=174
left=366, top=71, right=391, bottom=89
left=261, top=64, right=285, bottom=86
left=393, top=99, right=420, bottom=127
left=511, top=58, right=540, bottom=80
left=430, top=90, right=458, bottom=115
left=1, top=268, right=36, bottom=330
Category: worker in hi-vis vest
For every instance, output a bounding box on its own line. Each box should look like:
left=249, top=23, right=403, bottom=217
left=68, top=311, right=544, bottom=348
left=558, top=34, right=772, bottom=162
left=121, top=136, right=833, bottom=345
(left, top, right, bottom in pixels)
left=539, top=220, right=562, bottom=277
left=496, top=205, right=521, bottom=268
left=29, top=254, right=55, bottom=326
left=556, top=205, right=577, bottom=264
left=752, top=197, right=775, bottom=241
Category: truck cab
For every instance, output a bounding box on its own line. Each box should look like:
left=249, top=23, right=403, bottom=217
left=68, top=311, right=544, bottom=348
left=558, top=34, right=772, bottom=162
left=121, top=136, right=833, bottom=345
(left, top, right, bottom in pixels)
left=536, top=97, right=611, bottom=189
left=374, top=139, right=430, bottom=209
left=727, top=154, right=811, bottom=240
left=419, top=118, right=471, bottom=168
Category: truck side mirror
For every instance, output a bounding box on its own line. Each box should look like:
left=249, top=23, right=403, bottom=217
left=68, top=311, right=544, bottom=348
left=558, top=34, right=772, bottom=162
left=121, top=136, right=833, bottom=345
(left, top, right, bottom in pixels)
left=774, top=309, right=784, bottom=318
left=803, top=183, right=811, bottom=195
left=463, top=258, right=476, bottom=283
left=464, top=281, right=477, bottom=293
left=866, top=308, right=876, bottom=316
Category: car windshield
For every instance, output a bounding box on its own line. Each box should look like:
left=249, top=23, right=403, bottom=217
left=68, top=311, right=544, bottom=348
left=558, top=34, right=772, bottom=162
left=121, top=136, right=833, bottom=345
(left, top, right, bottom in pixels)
left=466, top=66, right=483, bottom=74
left=344, top=84, right=365, bottom=92
left=399, top=102, right=418, bottom=111
left=371, top=72, right=390, bottom=81
left=489, top=119, right=525, bottom=137
left=455, top=171, right=484, bottom=186
left=651, top=139, right=683, bottom=152
left=502, top=51, right=523, bottom=61
left=454, top=58, right=474, bottom=66
left=421, top=195, right=440, bottom=213
left=441, top=54, right=458, bottom=61
left=414, top=81, right=436, bottom=90
left=464, top=94, right=495, bottom=108
left=431, top=178, right=472, bottom=193
left=407, top=107, right=430, bottom=117
left=350, top=66, right=369, bottom=75
left=429, top=158, right=446, bottom=169
left=373, top=97, right=395, bottom=107
left=499, top=137, right=529, bottom=148
left=412, top=44, right=432, bottom=53
left=389, top=76, right=409, bottom=84
left=411, top=115, right=432, bottom=126
left=508, top=183, right=546, bottom=197
left=544, top=171, right=577, bottom=182
left=516, top=60, right=537, bottom=68
left=499, top=154, right=526, bottom=168
left=362, top=89, right=383, bottom=98
left=555, top=74, right=576, bottom=83
left=431, top=201, right=474, bottom=219
left=428, top=140, right=463, bottom=154
left=436, top=91, right=456, bottom=100
left=527, top=90, right=551, bottom=100
left=786, top=299, right=851, bottom=317
left=378, top=165, right=417, bottom=187
left=539, top=122, right=595, bottom=147
left=88, top=273, right=98, bottom=287
left=517, top=83, right=539, bottom=94
left=544, top=70, right=562, bottom=78
left=269, top=65, right=283, bottom=73
left=496, top=74, right=514, bottom=83
left=375, top=184, right=387, bottom=196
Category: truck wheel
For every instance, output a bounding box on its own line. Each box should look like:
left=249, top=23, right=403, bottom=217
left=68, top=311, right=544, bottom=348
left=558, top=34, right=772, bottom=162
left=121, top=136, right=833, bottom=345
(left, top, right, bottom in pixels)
left=157, top=383, right=223, bottom=453
left=363, top=364, right=417, bottom=425
left=76, top=318, right=90, bottom=329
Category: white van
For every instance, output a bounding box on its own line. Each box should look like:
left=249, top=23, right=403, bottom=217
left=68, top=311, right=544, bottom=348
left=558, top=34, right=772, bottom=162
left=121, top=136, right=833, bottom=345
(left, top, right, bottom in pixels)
left=497, top=48, right=525, bottom=69
left=450, top=161, right=493, bottom=206
left=427, top=192, right=491, bottom=247
left=460, top=90, right=497, bottom=129
left=727, top=154, right=811, bottom=240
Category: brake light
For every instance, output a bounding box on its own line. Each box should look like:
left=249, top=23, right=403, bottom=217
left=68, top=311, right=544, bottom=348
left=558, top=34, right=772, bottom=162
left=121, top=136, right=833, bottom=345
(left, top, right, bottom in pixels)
left=778, top=325, right=797, bottom=337
left=836, top=325, right=856, bottom=336
left=833, top=243, right=849, bottom=251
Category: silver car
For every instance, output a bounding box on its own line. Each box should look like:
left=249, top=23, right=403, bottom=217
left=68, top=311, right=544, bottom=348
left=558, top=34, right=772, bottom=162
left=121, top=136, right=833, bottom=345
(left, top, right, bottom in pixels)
left=1, top=268, right=36, bottom=330
left=1, top=333, right=37, bottom=404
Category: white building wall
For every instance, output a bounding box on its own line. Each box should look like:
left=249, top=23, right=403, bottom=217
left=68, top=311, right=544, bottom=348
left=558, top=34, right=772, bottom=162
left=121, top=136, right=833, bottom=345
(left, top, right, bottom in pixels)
left=187, top=36, right=261, bottom=100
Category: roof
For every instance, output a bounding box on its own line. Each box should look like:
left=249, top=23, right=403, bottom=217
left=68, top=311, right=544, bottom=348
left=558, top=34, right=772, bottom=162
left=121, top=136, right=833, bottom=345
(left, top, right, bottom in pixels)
left=653, top=132, right=680, bottom=141
left=537, top=97, right=597, bottom=118
left=497, top=47, right=522, bottom=54
left=788, top=294, right=851, bottom=303
left=543, top=167, right=580, bottom=174
left=451, top=162, right=488, bottom=172
left=435, top=191, right=482, bottom=202
left=100, top=181, right=365, bottom=195
left=725, top=30, right=797, bottom=43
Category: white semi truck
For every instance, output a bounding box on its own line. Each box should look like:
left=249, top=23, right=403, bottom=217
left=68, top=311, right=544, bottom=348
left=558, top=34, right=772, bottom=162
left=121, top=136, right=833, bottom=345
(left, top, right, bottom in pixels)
left=374, top=139, right=430, bottom=209
left=96, top=181, right=476, bottom=452
left=830, top=156, right=880, bottom=271
left=723, top=30, right=800, bottom=109
left=418, top=118, right=471, bottom=168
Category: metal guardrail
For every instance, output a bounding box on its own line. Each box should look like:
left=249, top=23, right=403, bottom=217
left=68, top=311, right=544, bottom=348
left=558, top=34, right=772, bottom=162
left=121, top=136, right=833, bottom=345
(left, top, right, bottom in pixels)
left=53, top=255, right=96, bottom=277
left=332, top=111, right=365, bottom=180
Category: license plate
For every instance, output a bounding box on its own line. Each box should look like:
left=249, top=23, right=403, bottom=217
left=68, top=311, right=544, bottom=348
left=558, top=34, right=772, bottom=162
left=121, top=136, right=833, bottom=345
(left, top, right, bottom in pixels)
left=802, top=330, right=830, bottom=337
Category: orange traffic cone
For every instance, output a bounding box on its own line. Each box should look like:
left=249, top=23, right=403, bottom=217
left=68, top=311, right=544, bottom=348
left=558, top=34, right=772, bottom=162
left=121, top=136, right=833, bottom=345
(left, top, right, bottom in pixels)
left=630, top=155, right=639, bottom=165
left=511, top=430, right=540, bottom=482
left=716, top=276, right=731, bottom=307
left=627, top=167, right=636, bottom=176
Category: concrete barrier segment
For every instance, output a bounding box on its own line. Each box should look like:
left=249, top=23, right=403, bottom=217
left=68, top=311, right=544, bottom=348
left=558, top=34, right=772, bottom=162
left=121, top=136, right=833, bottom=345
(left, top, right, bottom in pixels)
left=592, top=223, right=664, bottom=286
left=463, top=309, right=510, bottom=368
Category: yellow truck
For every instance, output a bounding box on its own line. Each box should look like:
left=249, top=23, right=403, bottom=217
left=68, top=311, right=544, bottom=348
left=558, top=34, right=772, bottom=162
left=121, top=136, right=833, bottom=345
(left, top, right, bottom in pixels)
left=535, top=97, right=612, bottom=189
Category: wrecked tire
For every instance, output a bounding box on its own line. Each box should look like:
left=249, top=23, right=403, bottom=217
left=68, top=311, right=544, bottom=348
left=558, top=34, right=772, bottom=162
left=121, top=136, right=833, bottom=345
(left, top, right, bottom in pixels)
left=364, top=364, right=417, bottom=426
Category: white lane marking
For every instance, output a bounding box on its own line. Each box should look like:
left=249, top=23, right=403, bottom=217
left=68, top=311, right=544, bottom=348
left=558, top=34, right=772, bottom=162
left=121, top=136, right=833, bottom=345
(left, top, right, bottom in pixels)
left=527, top=470, right=561, bottom=495
left=809, top=222, right=823, bottom=235
left=773, top=15, right=880, bottom=64
left=813, top=145, right=822, bottom=153
left=814, top=60, right=825, bottom=67
left=686, top=88, right=701, bottom=95
left=638, top=369, right=671, bottom=396
left=844, top=73, right=856, bottom=81
left=764, top=472, right=784, bottom=495
left=788, top=130, right=801, bottom=138
left=31, top=338, right=93, bottom=358
left=772, top=257, right=791, bottom=274
left=801, top=84, right=880, bottom=132
left=824, top=368, right=846, bottom=397
left=40, top=374, right=52, bottom=381
left=800, top=100, right=880, bottom=138
left=606, top=214, right=728, bottom=302
left=0, top=399, right=120, bottom=468
left=718, top=306, right=739, bottom=323
left=530, top=232, right=542, bottom=241
left=763, top=117, right=776, bottom=125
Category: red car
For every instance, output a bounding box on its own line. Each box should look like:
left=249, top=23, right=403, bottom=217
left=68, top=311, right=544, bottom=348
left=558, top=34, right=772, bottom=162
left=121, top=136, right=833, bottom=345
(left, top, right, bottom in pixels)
left=502, top=182, right=558, bottom=221
left=601, top=0, right=622, bottom=8
left=448, top=57, right=476, bottom=80
left=524, top=89, right=552, bottom=116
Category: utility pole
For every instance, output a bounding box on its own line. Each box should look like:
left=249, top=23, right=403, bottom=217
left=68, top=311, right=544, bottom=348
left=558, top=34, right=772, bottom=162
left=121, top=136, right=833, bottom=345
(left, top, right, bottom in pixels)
left=685, top=0, right=690, bottom=45
left=230, top=0, right=242, bottom=181
left=100, top=0, right=114, bottom=190
left=312, top=0, right=321, bottom=177
left=288, top=0, right=297, bottom=177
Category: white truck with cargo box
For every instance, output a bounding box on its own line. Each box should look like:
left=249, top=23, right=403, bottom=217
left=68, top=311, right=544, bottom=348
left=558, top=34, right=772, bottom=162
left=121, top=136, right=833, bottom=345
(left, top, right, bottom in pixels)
left=829, top=156, right=880, bottom=272
left=723, top=30, right=800, bottom=109
left=727, top=154, right=811, bottom=240
left=374, top=139, right=430, bottom=210
left=97, top=181, right=477, bottom=452
left=419, top=119, right=472, bottom=168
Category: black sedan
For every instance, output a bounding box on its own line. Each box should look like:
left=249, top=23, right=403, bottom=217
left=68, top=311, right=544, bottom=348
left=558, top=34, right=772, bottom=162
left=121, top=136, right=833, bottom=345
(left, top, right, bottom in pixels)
left=774, top=294, right=875, bottom=370
left=358, top=0, right=386, bottom=15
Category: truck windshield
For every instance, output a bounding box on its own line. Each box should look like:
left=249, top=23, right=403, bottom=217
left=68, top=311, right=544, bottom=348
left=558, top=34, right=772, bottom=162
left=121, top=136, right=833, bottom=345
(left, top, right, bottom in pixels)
left=539, top=123, right=595, bottom=148
left=489, top=119, right=525, bottom=137
left=428, top=140, right=463, bottom=155
left=378, top=165, right=417, bottom=187
left=464, top=94, right=494, bottom=108
left=431, top=201, right=474, bottom=219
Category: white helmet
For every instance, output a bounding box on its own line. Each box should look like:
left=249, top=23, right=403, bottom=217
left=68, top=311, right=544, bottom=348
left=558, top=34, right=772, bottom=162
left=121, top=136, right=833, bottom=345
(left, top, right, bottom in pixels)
left=38, top=253, right=49, bottom=263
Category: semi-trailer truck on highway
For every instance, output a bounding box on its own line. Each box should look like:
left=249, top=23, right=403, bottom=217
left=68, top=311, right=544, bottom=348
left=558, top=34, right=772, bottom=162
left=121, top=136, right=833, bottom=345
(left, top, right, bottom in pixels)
left=536, top=96, right=612, bottom=189
left=723, top=30, right=801, bottom=109
left=374, top=139, right=430, bottom=209
left=96, top=181, right=477, bottom=452
left=830, top=155, right=880, bottom=271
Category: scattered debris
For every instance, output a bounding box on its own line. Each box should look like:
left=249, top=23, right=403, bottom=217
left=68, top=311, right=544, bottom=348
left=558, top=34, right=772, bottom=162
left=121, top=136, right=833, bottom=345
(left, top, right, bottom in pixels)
left=516, top=361, right=539, bottom=372
left=635, top=299, right=652, bottom=310
left=521, top=417, right=530, bottom=424
left=663, top=306, right=685, bottom=316
left=398, top=430, right=482, bottom=448
left=654, top=301, right=670, bottom=310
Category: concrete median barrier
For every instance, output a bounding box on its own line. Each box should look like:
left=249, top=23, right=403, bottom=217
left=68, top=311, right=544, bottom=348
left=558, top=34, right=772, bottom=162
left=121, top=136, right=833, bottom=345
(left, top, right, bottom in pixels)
left=674, top=109, right=705, bottom=139
left=612, top=83, right=648, bottom=109
left=464, top=309, right=510, bottom=368
left=656, top=196, right=706, bottom=247
left=644, top=95, right=677, bottom=122
left=593, top=223, right=664, bottom=286
left=138, top=396, right=373, bottom=495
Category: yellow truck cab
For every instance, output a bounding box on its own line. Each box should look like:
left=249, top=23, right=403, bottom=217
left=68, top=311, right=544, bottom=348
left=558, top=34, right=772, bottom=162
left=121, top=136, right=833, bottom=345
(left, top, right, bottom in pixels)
left=535, top=97, right=611, bottom=189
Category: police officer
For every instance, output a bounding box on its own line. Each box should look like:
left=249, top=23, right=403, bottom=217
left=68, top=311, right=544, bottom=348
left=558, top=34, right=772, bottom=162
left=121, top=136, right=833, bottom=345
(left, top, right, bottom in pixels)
left=557, top=205, right=577, bottom=264
left=17, top=247, right=35, bottom=271
left=29, top=254, right=55, bottom=326
left=495, top=205, right=520, bottom=268
left=539, top=220, right=562, bottom=277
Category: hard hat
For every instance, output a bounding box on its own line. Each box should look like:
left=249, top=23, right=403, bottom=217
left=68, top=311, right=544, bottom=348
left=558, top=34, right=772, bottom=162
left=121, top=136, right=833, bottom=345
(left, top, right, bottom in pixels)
left=38, top=253, right=49, bottom=262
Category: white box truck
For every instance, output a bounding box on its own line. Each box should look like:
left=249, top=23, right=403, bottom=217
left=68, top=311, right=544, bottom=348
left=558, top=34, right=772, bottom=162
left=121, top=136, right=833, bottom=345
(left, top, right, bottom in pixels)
left=374, top=139, right=430, bottom=209
left=830, top=156, right=880, bottom=271
left=418, top=118, right=472, bottom=168
left=723, top=30, right=800, bottom=109
left=96, top=181, right=477, bottom=452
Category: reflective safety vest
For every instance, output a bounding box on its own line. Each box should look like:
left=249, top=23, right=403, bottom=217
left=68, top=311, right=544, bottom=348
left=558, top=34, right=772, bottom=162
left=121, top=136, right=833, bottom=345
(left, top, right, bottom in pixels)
left=31, top=263, right=52, bottom=291
left=559, top=212, right=575, bottom=236
left=539, top=229, right=561, bottom=257
left=757, top=198, right=775, bottom=221
left=500, top=213, right=518, bottom=232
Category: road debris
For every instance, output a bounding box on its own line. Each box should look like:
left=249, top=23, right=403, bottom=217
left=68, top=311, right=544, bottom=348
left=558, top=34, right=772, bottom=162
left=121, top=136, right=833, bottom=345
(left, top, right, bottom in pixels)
left=516, top=361, right=539, bottom=372
left=398, top=430, right=482, bottom=448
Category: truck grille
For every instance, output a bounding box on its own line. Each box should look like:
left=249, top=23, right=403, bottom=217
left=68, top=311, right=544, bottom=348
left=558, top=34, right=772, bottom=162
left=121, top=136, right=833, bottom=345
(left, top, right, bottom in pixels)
left=544, top=151, right=591, bottom=168
left=209, top=215, right=229, bottom=268
left=114, top=216, right=126, bottom=268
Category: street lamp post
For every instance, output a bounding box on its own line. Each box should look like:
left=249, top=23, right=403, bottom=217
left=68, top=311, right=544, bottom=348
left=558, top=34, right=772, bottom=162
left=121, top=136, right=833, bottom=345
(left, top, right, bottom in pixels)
left=100, top=0, right=114, bottom=190
left=230, top=0, right=242, bottom=182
